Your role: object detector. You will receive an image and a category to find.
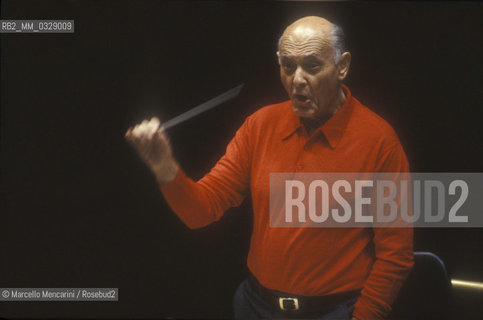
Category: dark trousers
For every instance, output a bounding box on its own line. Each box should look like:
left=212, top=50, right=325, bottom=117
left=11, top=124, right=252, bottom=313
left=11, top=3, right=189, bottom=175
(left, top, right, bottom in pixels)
left=233, top=279, right=357, bottom=319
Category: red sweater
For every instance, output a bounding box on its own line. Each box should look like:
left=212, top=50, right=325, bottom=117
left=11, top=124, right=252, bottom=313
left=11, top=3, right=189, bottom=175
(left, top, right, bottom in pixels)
left=161, top=86, right=413, bottom=320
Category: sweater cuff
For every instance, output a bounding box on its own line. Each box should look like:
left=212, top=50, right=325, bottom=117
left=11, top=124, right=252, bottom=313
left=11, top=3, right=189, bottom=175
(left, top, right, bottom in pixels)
left=352, top=297, right=388, bottom=320
left=160, top=168, right=183, bottom=191
left=159, top=169, right=191, bottom=210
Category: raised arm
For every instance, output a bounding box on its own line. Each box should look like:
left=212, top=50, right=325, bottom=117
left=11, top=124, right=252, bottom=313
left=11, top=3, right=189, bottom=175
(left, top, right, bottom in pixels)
left=125, top=117, right=251, bottom=229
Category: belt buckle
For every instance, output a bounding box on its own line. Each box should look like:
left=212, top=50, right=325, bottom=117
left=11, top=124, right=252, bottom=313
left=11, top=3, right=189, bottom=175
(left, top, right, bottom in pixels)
left=279, top=297, right=299, bottom=311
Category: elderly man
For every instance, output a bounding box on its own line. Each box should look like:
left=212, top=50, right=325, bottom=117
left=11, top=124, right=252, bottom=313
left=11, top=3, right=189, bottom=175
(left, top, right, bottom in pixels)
left=125, top=16, right=413, bottom=320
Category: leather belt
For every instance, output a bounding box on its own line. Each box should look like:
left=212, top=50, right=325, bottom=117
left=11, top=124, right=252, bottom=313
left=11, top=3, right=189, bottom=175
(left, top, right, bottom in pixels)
left=247, top=272, right=361, bottom=312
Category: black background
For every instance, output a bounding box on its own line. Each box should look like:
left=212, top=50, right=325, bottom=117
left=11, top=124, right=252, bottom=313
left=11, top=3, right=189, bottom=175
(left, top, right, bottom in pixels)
left=1, top=0, right=482, bottom=318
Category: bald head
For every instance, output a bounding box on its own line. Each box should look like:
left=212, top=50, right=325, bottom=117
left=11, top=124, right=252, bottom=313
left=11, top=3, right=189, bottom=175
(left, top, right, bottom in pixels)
left=278, top=16, right=345, bottom=63
left=276, top=16, right=351, bottom=124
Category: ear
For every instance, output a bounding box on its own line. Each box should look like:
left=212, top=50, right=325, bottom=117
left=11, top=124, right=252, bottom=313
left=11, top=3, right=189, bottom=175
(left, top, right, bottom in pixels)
left=276, top=51, right=281, bottom=65
left=337, top=52, right=351, bottom=81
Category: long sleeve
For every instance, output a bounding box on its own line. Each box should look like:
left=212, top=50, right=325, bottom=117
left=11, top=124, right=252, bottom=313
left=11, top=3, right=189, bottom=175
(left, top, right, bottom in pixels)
left=160, top=118, right=252, bottom=229
left=352, top=143, right=414, bottom=320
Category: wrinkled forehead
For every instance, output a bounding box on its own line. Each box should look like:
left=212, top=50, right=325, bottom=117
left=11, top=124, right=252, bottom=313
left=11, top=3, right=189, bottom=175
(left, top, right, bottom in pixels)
left=279, top=25, right=333, bottom=57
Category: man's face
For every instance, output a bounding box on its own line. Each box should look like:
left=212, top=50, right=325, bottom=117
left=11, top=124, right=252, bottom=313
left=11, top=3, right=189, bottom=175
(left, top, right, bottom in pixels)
left=278, top=27, right=342, bottom=120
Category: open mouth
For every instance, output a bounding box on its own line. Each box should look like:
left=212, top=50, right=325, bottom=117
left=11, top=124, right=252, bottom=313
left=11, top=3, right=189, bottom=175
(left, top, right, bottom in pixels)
left=294, top=94, right=311, bottom=105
